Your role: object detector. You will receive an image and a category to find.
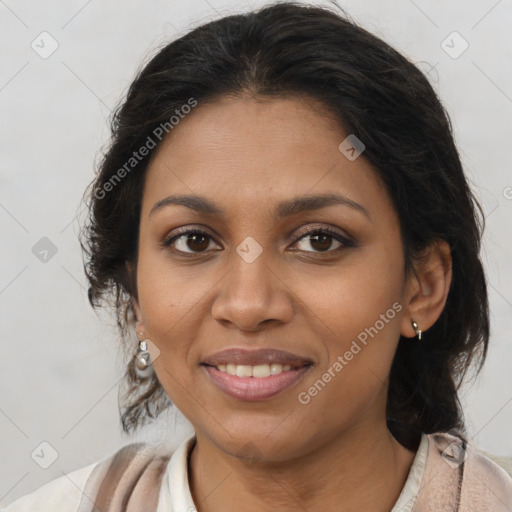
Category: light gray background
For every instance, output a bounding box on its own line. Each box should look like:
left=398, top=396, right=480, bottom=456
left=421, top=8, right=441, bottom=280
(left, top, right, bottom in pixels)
left=1, top=0, right=511, bottom=506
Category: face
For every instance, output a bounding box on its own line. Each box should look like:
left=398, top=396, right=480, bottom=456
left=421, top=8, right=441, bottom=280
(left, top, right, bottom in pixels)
left=132, top=94, right=413, bottom=461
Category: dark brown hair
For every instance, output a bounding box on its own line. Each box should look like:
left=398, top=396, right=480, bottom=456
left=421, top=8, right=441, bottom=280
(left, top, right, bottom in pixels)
left=80, top=1, right=489, bottom=436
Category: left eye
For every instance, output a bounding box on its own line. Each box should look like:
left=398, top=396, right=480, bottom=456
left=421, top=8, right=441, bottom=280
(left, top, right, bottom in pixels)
left=292, top=228, right=349, bottom=253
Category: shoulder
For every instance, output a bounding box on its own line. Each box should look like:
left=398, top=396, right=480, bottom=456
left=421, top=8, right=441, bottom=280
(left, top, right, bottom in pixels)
left=1, top=441, right=174, bottom=512
left=1, top=461, right=98, bottom=512
left=425, top=431, right=512, bottom=509
left=483, top=452, right=512, bottom=478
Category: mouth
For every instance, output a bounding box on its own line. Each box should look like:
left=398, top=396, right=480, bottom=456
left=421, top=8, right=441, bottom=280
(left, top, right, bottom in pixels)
left=200, top=363, right=312, bottom=401
left=199, top=346, right=314, bottom=401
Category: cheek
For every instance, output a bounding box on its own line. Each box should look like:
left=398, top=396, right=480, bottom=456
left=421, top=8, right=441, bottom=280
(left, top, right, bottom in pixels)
left=297, top=241, right=404, bottom=340
left=294, top=245, right=404, bottom=404
left=136, top=244, right=211, bottom=331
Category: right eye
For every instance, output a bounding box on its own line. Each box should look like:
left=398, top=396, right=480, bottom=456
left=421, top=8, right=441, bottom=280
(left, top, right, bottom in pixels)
left=162, top=228, right=221, bottom=254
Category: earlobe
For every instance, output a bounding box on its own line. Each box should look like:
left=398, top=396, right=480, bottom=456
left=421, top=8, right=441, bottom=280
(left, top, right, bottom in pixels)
left=400, top=239, right=452, bottom=339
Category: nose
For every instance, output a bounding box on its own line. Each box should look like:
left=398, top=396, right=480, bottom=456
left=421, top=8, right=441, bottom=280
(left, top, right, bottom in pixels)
left=210, top=249, right=294, bottom=332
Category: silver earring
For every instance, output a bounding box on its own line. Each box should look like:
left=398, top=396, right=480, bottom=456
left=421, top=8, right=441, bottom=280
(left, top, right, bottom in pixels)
left=411, top=320, right=422, bottom=340
left=135, top=330, right=154, bottom=377
left=136, top=340, right=151, bottom=370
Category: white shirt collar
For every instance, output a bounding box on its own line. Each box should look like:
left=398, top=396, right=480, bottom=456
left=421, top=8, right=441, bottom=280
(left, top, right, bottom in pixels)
left=391, top=433, right=429, bottom=511
left=157, top=433, right=197, bottom=511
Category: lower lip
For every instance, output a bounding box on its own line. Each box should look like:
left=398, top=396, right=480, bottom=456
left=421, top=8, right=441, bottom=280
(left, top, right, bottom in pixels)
left=202, top=364, right=312, bottom=401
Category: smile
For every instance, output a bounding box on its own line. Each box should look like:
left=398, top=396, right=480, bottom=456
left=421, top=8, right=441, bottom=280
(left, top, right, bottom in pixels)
left=201, top=363, right=312, bottom=401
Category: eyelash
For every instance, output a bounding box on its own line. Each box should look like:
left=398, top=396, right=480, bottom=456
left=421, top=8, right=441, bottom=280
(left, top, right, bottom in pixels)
left=162, top=226, right=354, bottom=256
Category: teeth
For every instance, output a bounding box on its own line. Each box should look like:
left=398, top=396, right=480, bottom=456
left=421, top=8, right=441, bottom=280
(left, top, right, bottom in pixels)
left=216, top=363, right=293, bottom=377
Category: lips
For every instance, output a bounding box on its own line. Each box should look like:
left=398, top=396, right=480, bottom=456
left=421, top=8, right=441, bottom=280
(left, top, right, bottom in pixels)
left=202, top=364, right=312, bottom=401
left=201, top=347, right=313, bottom=368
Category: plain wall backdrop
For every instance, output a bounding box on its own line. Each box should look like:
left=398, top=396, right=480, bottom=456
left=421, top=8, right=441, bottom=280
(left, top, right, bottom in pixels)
left=1, top=0, right=511, bottom=506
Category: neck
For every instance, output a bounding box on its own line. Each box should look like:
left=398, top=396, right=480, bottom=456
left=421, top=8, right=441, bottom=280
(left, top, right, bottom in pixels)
left=188, top=419, right=416, bottom=512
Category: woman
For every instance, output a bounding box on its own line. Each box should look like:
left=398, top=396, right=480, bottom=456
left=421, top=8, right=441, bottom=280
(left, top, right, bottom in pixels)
left=4, top=2, right=512, bottom=511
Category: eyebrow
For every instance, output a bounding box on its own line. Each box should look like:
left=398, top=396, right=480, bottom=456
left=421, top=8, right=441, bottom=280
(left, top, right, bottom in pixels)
left=149, top=192, right=370, bottom=220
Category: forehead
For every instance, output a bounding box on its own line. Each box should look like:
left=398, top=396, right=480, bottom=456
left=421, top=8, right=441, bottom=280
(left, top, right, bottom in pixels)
left=142, top=94, right=390, bottom=219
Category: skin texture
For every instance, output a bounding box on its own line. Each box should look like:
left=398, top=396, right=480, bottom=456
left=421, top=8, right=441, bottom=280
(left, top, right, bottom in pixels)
left=130, top=94, right=452, bottom=511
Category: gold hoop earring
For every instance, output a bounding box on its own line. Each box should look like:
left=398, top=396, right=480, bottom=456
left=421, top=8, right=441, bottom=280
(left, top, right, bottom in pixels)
left=411, top=320, right=422, bottom=340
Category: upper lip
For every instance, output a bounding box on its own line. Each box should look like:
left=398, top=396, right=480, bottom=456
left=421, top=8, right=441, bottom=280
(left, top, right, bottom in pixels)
left=201, top=348, right=313, bottom=368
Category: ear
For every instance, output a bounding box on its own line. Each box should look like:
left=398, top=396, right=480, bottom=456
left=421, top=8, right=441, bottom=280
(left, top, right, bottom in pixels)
left=400, top=239, right=452, bottom=338
left=125, top=261, right=144, bottom=335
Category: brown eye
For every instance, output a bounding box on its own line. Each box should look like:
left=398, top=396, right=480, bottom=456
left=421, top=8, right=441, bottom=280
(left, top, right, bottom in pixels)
left=163, top=229, right=219, bottom=254
left=315, top=233, right=337, bottom=251
left=293, top=227, right=352, bottom=254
